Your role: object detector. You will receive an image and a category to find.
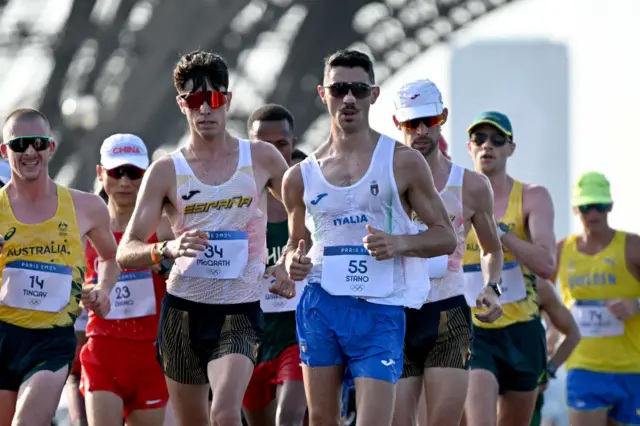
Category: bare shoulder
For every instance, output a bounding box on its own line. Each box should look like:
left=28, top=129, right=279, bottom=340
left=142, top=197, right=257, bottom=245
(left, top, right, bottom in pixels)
left=522, top=183, right=553, bottom=204
left=624, top=232, right=640, bottom=250
left=463, top=169, right=492, bottom=196
left=146, top=154, right=175, bottom=178
left=251, top=139, right=282, bottom=164
left=393, top=142, right=428, bottom=169
left=69, top=189, right=107, bottom=214
left=283, top=162, right=303, bottom=187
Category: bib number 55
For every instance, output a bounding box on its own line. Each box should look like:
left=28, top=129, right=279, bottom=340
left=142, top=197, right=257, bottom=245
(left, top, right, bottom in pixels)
left=348, top=260, right=368, bottom=274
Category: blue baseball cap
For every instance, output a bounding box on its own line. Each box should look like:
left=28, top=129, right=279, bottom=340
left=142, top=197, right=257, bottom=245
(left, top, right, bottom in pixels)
left=467, top=111, right=513, bottom=137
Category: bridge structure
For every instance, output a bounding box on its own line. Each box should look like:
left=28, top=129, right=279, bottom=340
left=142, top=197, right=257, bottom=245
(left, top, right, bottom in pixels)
left=0, top=0, right=519, bottom=191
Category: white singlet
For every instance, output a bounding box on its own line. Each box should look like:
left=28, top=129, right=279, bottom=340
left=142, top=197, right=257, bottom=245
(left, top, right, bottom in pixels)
left=167, top=139, right=267, bottom=304
left=413, top=163, right=466, bottom=303
left=300, top=135, right=429, bottom=308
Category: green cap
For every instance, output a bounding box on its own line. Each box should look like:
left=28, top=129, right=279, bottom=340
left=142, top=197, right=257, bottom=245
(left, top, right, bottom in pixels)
left=572, top=172, right=613, bottom=206
left=467, top=111, right=513, bottom=137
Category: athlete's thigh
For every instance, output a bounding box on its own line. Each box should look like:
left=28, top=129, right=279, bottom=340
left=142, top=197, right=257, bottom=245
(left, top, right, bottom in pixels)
left=66, top=373, right=88, bottom=426
left=207, top=354, right=255, bottom=416
left=126, top=407, right=166, bottom=426
left=391, top=376, right=422, bottom=426
left=497, top=389, right=539, bottom=426
left=13, top=366, right=68, bottom=426
left=275, top=380, right=307, bottom=426
left=164, top=377, right=209, bottom=426
left=302, top=364, right=343, bottom=425
left=465, top=369, right=499, bottom=426
left=424, top=368, right=468, bottom=426
left=353, top=377, right=396, bottom=426
left=0, top=391, right=16, bottom=426
left=85, top=390, right=125, bottom=426
left=568, top=409, right=609, bottom=426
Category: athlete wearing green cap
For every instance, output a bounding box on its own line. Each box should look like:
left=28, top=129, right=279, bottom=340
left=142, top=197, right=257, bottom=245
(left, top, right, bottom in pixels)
left=462, top=111, right=556, bottom=426
left=554, top=172, right=640, bottom=426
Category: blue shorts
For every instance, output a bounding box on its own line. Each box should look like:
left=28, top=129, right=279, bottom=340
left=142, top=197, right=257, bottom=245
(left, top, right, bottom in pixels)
left=296, top=283, right=405, bottom=384
left=567, top=369, right=640, bottom=425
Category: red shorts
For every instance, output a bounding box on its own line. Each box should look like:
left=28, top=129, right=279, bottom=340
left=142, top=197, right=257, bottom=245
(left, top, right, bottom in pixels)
left=80, top=336, right=168, bottom=417
left=242, top=344, right=303, bottom=410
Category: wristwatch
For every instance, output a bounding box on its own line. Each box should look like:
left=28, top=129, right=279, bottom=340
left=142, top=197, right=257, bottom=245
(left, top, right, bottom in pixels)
left=486, top=281, right=502, bottom=297
left=546, top=361, right=558, bottom=379
left=152, top=241, right=169, bottom=264
left=497, top=222, right=510, bottom=240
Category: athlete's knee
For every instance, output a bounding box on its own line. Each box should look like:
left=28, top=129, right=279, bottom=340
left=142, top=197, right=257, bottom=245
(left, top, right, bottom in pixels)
left=308, top=411, right=340, bottom=426
left=210, top=406, right=243, bottom=426
left=276, top=403, right=307, bottom=426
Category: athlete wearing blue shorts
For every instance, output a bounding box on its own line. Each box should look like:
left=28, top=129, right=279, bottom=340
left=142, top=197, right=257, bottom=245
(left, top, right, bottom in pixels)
left=271, top=49, right=456, bottom=426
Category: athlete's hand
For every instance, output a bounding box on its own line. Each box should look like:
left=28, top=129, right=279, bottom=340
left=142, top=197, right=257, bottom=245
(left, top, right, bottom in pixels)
left=267, top=264, right=296, bottom=299
left=81, top=285, right=111, bottom=318
left=363, top=225, right=396, bottom=260
left=166, top=229, right=209, bottom=259
left=474, top=286, right=503, bottom=323
left=286, top=240, right=312, bottom=281
left=606, top=298, right=640, bottom=321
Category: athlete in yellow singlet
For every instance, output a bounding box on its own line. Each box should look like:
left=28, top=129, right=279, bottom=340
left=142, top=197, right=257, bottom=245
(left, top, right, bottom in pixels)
left=0, top=109, right=119, bottom=426
left=556, top=172, right=640, bottom=426
left=462, top=112, right=556, bottom=426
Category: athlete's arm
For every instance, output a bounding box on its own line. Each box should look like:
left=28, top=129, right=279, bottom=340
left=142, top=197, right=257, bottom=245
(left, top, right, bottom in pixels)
left=82, top=192, right=120, bottom=294
left=117, top=158, right=207, bottom=269
left=396, top=147, right=456, bottom=257
left=500, top=185, right=556, bottom=279
left=466, top=171, right=503, bottom=284
left=550, top=238, right=565, bottom=284
left=538, top=278, right=580, bottom=368
left=278, top=164, right=312, bottom=281
left=150, top=215, right=175, bottom=278
left=255, top=140, right=289, bottom=201
left=606, top=233, right=640, bottom=320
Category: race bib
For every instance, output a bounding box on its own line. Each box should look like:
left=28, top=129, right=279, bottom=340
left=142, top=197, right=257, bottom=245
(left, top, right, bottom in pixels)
left=260, top=275, right=306, bottom=313
left=571, top=300, right=624, bottom=338
left=106, top=270, right=156, bottom=320
left=321, top=245, right=394, bottom=297
left=176, top=231, right=249, bottom=279
left=0, top=260, right=72, bottom=312
left=464, top=261, right=527, bottom=306
left=428, top=255, right=448, bottom=279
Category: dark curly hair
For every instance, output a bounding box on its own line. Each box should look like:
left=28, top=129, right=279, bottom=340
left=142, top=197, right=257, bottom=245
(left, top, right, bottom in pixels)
left=173, top=50, right=229, bottom=94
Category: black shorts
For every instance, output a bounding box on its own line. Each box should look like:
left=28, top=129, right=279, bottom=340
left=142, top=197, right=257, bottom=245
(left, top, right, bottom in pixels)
left=0, top=320, right=76, bottom=391
left=402, top=295, right=472, bottom=378
left=469, top=318, right=547, bottom=393
left=157, top=293, right=264, bottom=385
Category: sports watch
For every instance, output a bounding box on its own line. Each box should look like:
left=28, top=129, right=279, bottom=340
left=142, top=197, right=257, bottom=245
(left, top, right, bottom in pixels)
left=546, top=361, right=558, bottom=379
left=486, top=281, right=502, bottom=297
left=152, top=241, right=169, bottom=263
left=497, top=222, right=510, bottom=239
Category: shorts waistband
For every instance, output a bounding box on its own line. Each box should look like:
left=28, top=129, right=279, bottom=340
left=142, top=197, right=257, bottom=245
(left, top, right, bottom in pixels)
left=306, top=282, right=404, bottom=313
left=164, top=292, right=260, bottom=314
left=423, top=294, right=467, bottom=312
left=0, top=319, right=75, bottom=336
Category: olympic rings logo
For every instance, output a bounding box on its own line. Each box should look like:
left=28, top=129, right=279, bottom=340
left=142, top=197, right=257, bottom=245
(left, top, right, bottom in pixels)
left=350, top=284, right=365, bottom=292
left=29, top=299, right=41, bottom=306
left=207, top=268, right=221, bottom=276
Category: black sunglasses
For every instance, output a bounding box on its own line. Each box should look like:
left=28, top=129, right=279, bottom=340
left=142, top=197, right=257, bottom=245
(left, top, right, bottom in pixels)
left=324, top=82, right=373, bottom=99
left=105, top=165, right=145, bottom=180
left=4, top=135, right=52, bottom=153
left=470, top=132, right=510, bottom=147
left=577, top=203, right=611, bottom=214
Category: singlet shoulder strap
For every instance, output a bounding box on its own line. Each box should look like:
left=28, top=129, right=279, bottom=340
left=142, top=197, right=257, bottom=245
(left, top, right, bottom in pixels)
left=299, top=155, right=316, bottom=190
left=445, top=163, right=465, bottom=188
left=170, top=149, right=193, bottom=176
left=237, top=139, right=252, bottom=168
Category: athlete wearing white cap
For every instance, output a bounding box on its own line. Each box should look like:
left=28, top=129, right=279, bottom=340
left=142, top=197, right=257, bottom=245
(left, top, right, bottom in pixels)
left=390, top=79, right=504, bottom=426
